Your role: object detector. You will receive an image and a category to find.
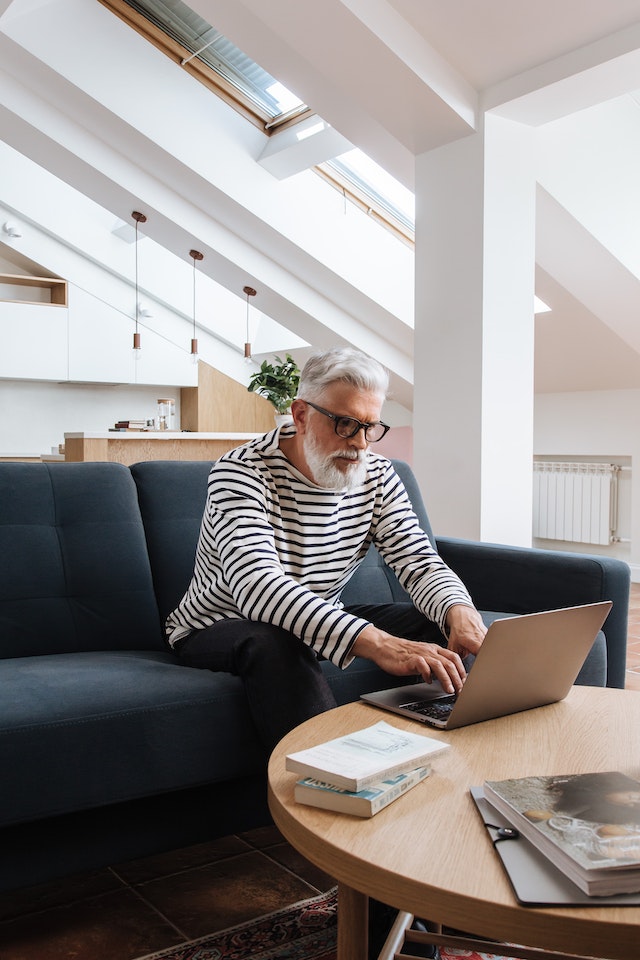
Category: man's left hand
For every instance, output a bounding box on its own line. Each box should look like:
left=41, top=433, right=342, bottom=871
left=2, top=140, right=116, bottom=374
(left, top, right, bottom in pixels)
left=445, top=604, right=487, bottom=659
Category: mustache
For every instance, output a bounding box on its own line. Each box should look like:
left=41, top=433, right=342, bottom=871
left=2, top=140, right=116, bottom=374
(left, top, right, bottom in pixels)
left=330, top=450, right=365, bottom=464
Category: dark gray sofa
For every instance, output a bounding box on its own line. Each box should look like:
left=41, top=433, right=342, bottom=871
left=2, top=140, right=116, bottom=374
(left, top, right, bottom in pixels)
left=0, top=459, right=630, bottom=893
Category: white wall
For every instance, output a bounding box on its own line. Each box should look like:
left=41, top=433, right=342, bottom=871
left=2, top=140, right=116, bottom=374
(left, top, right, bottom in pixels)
left=534, top=388, right=639, bottom=579
left=1, top=380, right=180, bottom=458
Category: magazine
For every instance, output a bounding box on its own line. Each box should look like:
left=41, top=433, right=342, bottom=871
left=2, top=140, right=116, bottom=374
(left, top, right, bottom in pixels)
left=484, top=771, right=640, bottom=896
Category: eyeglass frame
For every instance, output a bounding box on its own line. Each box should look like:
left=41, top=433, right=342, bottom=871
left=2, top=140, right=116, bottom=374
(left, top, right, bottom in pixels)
left=302, top=400, right=390, bottom=443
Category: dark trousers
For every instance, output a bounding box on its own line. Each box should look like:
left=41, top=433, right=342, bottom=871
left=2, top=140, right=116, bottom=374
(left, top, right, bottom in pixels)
left=176, top=603, right=445, bottom=753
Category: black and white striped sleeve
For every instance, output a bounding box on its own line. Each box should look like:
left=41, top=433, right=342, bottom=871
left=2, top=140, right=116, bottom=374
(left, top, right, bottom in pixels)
left=373, top=467, right=474, bottom=633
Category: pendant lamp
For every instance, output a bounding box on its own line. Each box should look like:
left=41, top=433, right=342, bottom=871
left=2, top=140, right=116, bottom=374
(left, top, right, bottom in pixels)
left=243, top=285, right=257, bottom=360
left=132, top=211, right=147, bottom=354
left=190, top=249, right=204, bottom=362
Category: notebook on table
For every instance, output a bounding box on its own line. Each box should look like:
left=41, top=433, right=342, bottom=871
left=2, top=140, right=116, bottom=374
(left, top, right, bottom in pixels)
left=361, top=602, right=612, bottom=730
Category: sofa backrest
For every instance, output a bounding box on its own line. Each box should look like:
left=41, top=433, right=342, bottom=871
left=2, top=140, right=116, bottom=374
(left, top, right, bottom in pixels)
left=131, top=460, right=212, bottom=625
left=0, top=462, right=163, bottom=659
left=130, top=458, right=436, bottom=623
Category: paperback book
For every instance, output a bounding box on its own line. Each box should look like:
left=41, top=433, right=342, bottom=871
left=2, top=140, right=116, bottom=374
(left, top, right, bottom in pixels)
left=484, top=771, right=640, bottom=896
left=295, top=764, right=431, bottom=818
left=285, top=719, right=448, bottom=792
left=114, top=419, right=148, bottom=429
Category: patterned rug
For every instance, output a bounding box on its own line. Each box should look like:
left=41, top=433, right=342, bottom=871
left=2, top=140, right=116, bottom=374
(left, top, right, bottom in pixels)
left=134, top=886, right=520, bottom=960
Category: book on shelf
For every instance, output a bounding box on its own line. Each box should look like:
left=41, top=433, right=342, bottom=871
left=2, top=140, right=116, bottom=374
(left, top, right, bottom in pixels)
left=484, top=771, right=640, bottom=896
left=295, top=764, right=431, bottom=818
left=285, top=719, right=448, bottom=792
left=114, top=420, right=148, bottom=429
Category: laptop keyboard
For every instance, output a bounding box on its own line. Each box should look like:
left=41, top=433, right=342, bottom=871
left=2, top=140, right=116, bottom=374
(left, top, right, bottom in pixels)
left=400, top=694, right=457, bottom=721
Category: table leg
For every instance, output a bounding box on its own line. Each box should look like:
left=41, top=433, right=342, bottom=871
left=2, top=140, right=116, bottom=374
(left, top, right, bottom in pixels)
left=337, top=882, right=368, bottom=960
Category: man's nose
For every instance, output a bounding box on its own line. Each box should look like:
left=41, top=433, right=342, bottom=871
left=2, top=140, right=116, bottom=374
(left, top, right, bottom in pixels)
left=349, top=427, right=369, bottom=449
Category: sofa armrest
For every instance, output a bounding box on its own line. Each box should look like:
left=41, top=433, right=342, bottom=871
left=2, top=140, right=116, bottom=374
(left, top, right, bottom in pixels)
left=436, top=537, right=630, bottom=689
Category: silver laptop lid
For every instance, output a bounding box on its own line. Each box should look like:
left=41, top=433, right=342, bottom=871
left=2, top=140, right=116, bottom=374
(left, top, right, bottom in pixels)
left=361, top=602, right=612, bottom=730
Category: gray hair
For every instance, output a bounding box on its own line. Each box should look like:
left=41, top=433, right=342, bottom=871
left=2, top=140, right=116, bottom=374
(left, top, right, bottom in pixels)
left=297, top=347, right=389, bottom=402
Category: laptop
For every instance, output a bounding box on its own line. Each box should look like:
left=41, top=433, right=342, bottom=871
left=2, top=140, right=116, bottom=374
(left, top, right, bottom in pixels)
left=361, top=601, right=612, bottom=730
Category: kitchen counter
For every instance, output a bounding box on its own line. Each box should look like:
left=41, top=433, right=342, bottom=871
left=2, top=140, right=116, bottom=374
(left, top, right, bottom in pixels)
left=64, top=431, right=261, bottom=465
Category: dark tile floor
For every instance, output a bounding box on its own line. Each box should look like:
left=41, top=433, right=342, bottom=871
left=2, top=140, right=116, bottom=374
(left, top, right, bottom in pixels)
left=2, top=584, right=639, bottom=960
left=0, top=826, right=335, bottom=960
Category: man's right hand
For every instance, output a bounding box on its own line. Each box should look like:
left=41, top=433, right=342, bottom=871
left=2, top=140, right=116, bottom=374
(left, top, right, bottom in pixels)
left=351, top=625, right=467, bottom=694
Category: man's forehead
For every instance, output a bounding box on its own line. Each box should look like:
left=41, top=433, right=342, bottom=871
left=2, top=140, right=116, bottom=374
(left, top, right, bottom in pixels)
left=317, top=384, right=384, bottom=415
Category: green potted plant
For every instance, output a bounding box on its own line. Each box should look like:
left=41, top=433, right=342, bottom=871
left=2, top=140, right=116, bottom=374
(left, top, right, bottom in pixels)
left=247, top=354, right=301, bottom=418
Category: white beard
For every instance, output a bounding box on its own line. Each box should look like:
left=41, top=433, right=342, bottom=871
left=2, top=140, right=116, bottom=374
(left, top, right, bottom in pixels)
left=303, top=432, right=368, bottom=490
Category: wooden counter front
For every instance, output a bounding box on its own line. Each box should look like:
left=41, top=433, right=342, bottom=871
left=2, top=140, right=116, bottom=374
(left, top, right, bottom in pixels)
left=64, top=432, right=260, bottom=465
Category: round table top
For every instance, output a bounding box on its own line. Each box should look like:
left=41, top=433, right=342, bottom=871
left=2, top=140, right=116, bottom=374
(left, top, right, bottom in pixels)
left=268, top=687, right=640, bottom=959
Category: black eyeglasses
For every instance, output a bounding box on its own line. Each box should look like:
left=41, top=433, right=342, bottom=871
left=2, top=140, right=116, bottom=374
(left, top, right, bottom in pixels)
left=304, top=400, right=390, bottom=443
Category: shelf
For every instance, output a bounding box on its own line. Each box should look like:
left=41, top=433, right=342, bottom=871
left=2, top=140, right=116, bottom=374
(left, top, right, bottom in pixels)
left=0, top=273, right=68, bottom=306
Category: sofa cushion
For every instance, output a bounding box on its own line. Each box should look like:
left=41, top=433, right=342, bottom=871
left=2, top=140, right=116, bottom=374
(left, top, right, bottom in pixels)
left=0, top=648, right=407, bottom=827
left=131, top=460, right=211, bottom=626
left=0, top=650, right=266, bottom=825
left=0, top=462, right=162, bottom=658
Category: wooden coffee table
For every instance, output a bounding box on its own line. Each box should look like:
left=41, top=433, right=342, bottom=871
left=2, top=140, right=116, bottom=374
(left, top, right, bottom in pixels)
left=268, top=687, right=640, bottom=960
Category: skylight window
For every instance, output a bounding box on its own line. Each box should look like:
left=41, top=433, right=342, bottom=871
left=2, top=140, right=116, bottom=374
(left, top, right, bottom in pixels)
left=328, top=149, right=415, bottom=233
left=107, top=0, right=415, bottom=241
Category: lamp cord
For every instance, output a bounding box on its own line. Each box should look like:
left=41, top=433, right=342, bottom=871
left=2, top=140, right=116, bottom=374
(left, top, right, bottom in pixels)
left=192, top=254, right=196, bottom=338
left=135, top=217, right=139, bottom=336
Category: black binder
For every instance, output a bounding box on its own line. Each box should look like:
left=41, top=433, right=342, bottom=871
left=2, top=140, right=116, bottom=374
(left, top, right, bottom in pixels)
left=471, top=786, right=640, bottom=907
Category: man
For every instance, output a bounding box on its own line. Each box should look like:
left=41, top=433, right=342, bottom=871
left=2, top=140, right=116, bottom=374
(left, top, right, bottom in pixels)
left=166, top=346, right=487, bottom=752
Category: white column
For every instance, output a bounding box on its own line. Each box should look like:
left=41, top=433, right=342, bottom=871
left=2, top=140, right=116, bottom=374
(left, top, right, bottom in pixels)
left=413, top=114, right=536, bottom=546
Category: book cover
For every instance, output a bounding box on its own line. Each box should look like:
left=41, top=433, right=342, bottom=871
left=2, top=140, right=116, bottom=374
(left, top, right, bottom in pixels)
left=484, top=771, right=640, bottom=896
left=285, top=719, right=448, bottom=792
left=295, top=764, right=431, bottom=818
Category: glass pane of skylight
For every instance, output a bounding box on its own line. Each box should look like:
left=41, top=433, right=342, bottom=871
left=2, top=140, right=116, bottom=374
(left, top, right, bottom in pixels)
left=264, top=82, right=303, bottom=115
left=125, top=0, right=305, bottom=118
left=329, top=149, right=415, bottom=231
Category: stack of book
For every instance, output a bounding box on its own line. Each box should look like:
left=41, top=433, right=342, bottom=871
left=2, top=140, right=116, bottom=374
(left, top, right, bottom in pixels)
left=112, top=419, right=149, bottom=431
left=286, top=719, right=448, bottom=818
left=483, top=771, right=640, bottom=896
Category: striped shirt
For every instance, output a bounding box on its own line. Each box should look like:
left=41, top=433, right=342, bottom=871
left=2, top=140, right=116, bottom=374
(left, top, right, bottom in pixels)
left=166, top=425, right=473, bottom=668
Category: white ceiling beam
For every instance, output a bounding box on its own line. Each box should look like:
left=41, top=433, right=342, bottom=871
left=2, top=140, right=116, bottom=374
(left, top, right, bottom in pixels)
left=485, top=22, right=640, bottom=124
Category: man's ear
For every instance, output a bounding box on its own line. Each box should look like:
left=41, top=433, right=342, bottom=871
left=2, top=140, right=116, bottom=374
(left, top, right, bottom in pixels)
left=290, top=398, right=308, bottom=433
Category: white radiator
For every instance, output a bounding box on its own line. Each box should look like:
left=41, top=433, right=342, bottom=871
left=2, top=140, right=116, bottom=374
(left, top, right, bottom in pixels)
left=533, top=462, right=619, bottom=546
